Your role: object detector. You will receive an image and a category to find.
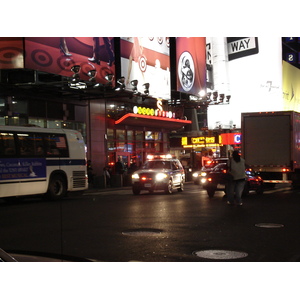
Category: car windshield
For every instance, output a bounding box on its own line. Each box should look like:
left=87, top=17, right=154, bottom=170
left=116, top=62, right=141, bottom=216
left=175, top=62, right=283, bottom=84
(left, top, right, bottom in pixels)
left=213, top=163, right=227, bottom=172
left=143, top=160, right=172, bottom=169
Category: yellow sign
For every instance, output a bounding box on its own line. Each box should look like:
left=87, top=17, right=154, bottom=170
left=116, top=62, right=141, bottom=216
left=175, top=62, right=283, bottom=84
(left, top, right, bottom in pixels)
left=181, top=136, right=218, bottom=148
left=133, top=105, right=175, bottom=119
left=181, top=137, right=188, bottom=146
left=283, top=61, right=300, bottom=112
left=191, top=136, right=216, bottom=144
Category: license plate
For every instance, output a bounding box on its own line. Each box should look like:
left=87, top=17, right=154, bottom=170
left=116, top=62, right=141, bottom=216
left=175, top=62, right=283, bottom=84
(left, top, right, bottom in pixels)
left=144, top=183, right=152, bottom=187
left=217, top=184, right=225, bottom=189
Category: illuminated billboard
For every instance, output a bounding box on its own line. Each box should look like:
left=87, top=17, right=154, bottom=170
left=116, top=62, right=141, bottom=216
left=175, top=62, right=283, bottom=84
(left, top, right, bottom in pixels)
left=207, top=37, right=283, bottom=129
left=24, top=37, right=115, bottom=85
left=120, top=37, right=170, bottom=99
left=282, top=60, right=300, bottom=112
left=0, top=37, right=24, bottom=69
left=176, top=37, right=206, bottom=95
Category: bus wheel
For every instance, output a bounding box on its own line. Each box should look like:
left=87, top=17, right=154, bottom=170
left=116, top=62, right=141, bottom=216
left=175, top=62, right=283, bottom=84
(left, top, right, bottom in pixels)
left=47, top=174, right=67, bottom=200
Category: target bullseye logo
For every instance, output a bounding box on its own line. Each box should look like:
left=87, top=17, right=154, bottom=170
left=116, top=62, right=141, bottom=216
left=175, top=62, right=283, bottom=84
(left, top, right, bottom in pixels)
left=57, top=56, right=75, bottom=72
left=138, top=55, right=147, bottom=72
left=31, top=49, right=53, bottom=67
left=0, top=47, right=23, bottom=65
left=178, top=51, right=195, bottom=92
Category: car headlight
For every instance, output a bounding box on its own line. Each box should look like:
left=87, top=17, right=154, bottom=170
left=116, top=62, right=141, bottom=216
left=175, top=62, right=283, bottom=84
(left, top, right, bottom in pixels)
left=156, top=173, right=168, bottom=181
left=132, top=173, right=140, bottom=179
left=192, top=172, right=199, bottom=178
left=200, top=172, right=207, bottom=177
left=201, top=178, right=207, bottom=184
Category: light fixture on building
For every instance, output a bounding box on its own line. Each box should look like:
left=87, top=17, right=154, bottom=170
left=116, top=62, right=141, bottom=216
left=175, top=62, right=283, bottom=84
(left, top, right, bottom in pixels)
left=71, top=65, right=81, bottom=83
left=219, top=93, right=225, bottom=103
left=105, top=74, right=114, bottom=83
left=212, top=91, right=218, bottom=101
left=115, top=77, right=125, bottom=91
left=143, top=83, right=150, bottom=95
left=87, top=70, right=97, bottom=83
left=206, top=92, right=212, bottom=101
left=131, top=79, right=138, bottom=94
left=69, top=65, right=87, bottom=89
left=104, top=73, right=114, bottom=88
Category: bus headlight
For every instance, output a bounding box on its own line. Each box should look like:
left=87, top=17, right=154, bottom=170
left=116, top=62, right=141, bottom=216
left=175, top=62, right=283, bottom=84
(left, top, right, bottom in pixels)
left=156, top=173, right=168, bottom=181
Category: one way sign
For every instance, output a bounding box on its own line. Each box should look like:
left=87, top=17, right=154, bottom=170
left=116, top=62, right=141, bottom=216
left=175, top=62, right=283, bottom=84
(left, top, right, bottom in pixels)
left=227, top=37, right=259, bottom=61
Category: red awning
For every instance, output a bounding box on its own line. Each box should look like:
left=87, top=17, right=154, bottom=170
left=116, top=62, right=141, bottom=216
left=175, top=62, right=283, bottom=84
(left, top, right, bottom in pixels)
left=115, top=113, right=192, bottom=130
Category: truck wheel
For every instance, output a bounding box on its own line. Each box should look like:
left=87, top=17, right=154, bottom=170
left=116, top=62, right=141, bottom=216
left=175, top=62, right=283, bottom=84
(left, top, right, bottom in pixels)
left=46, top=174, right=67, bottom=200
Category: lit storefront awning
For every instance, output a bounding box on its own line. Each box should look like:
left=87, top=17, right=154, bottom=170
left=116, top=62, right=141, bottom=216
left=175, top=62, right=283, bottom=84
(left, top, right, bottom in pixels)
left=115, top=113, right=192, bottom=130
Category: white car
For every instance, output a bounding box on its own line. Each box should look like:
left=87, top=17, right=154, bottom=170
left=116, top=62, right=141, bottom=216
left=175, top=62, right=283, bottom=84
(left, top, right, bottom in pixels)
left=131, top=155, right=185, bottom=195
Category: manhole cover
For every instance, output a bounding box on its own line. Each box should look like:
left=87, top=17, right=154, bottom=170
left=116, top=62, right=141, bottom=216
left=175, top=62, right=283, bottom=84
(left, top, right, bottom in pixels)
left=122, top=229, right=162, bottom=236
left=255, top=223, right=284, bottom=228
left=193, top=250, right=248, bottom=260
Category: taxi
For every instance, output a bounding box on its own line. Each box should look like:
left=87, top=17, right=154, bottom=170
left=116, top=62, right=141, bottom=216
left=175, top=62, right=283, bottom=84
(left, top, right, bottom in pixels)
left=131, top=154, right=185, bottom=195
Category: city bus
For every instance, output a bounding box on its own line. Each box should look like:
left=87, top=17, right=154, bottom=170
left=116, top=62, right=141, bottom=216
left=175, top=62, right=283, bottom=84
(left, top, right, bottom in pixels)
left=0, top=125, right=88, bottom=200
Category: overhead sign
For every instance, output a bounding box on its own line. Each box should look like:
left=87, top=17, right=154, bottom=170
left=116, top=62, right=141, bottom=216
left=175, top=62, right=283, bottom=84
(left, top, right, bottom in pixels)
left=227, top=37, right=259, bottom=61
left=24, top=37, right=115, bottom=85
left=181, top=136, right=219, bottom=148
left=176, top=37, right=206, bottom=95
left=220, top=133, right=241, bottom=145
left=120, top=37, right=170, bottom=100
left=0, top=38, right=24, bottom=69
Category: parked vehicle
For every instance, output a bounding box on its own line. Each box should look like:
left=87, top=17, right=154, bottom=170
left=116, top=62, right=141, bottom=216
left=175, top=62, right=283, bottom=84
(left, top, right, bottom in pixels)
left=192, top=157, right=228, bottom=184
left=131, top=154, right=185, bottom=195
left=202, top=163, right=264, bottom=198
left=242, top=111, right=300, bottom=187
left=0, top=125, right=88, bottom=201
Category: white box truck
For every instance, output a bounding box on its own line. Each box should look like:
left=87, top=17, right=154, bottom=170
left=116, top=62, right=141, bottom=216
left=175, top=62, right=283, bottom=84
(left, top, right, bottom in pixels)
left=241, top=111, right=300, bottom=187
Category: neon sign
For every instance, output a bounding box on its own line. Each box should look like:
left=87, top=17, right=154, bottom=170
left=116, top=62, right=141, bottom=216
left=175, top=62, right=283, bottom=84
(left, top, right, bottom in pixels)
left=234, top=134, right=241, bottom=144
left=133, top=98, right=175, bottom=119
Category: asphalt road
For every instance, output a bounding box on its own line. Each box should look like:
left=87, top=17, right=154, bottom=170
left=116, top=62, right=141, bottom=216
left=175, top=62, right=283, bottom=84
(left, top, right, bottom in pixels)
left=1, top=182, right=300, bottom=262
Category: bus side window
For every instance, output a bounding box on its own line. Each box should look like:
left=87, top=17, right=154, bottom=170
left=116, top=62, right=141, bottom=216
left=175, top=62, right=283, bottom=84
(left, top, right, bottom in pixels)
left=17, top=133, right=44, bottom=157
left=44, top=134, right=68, bottom=157
left=0, top=132, right=16, bottom=157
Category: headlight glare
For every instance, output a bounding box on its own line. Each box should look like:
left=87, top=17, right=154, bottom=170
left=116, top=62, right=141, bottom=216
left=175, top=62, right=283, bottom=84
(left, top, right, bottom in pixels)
left=156, top=173, right=168, bottom=181
left=132, top=173, right=140, bottom=179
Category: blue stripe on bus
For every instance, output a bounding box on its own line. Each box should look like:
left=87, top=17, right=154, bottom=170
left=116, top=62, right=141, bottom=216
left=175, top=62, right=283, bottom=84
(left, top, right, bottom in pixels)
left=46, top=159, right=86, bottom=166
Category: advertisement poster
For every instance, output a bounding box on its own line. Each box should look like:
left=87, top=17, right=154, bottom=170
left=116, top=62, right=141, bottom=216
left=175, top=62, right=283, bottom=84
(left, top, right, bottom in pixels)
left=25, top=37, right=115, bottom=85
left=0, top=37, right=24, bottom=69
left=176, top=37, right=206, bottom=95
left=282, top=60, right=300, bottom=112
left=0, top=158, right=46, bottom=181
left=120, top=37, right=170, bottom=99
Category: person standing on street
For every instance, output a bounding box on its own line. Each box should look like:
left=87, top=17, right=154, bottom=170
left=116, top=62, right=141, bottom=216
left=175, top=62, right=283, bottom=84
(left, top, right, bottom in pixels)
left=226, top=150, right=246, bottom=206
